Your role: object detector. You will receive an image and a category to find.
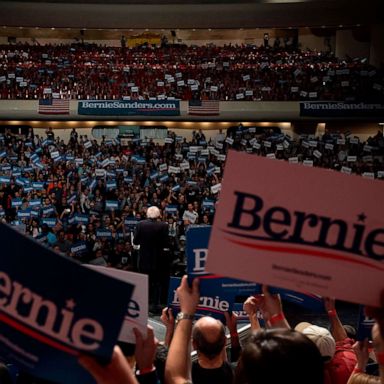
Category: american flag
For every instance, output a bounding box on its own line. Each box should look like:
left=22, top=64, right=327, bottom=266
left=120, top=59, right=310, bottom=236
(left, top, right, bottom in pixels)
left=38, top=99, right=70, bottom=115
left=188, top=100, right=220, bottom=116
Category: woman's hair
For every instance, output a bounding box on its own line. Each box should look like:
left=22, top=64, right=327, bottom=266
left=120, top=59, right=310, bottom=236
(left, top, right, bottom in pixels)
left=235, top=329, right=324, bottom=384
left=347, top=373, right=381, bottom=384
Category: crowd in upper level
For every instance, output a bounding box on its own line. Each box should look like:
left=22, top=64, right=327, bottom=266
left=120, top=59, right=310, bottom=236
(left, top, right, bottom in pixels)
left=0, top=43, right=383, bottom=102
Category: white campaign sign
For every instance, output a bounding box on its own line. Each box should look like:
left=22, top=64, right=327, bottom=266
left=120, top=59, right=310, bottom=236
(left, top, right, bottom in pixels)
left=87, top=266, right=148, bottom=343
left=206, top=151, right=384, bottom=306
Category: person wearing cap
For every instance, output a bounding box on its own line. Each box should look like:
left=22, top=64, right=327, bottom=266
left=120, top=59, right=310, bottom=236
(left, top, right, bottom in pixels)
left=295, top=298, right=357, bottom=384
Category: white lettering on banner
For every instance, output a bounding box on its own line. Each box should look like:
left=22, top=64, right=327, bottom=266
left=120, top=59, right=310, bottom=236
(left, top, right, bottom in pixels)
left=180, top=162, right=190, bottom=171
left=80, top=101, right=178, bottom=110
left=0, top=271, right=103, bottom=350
left=159, top=164, right=167, bottom=172
left=87, top=266, right=147, bottom=344
left=303, top=102, right=384, bottom=111
left=362, top=172, right=375, bottom=180
left=313, top=150, right=322, bottom=159
left=211, top=183, right=222, bottom=194
left=71, top=244, right=86, bottom=253
left=171, top=290, right=229, bottom=312
left=341, top=166, right=352, bottom=175
left=193, top=249, right=208, bottom=273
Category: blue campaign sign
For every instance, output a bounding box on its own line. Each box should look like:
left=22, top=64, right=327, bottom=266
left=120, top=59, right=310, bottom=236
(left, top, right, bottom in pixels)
left=42, top=206, right=55, bottom=216
left=96, top=229, right=112, bottom=239
left=124, top=218, right=138, bottom=230
left=17, top=209, right=31, bottom=219
left=73, top=214, right=89, bottom=225
left=70, top=241, right=88, bottom=256
left=232, top=302, right=266, bottom=326
left=0, top=176, right=11, bottom=184
left=105, top=200, right=119, bottom=210
left=78, top=100, right=180, bottom=116
left=29, top=199, right=42, bottom=208
left=356, top=306, right=375, bottom=341
left=165, top=205, right=178, bottom=214
left=32, top=182, right=45, bottom=190
left=187, top=226, right=325, bottom=317
left=11, top=198, right=23, bottom=208
left=0, top=223, right=135, bottom=383
left=186, top=226, right=259, bottom=320
left=167, top=277, right=232, bottom=322
left=41, top=218, right=57, bottom=227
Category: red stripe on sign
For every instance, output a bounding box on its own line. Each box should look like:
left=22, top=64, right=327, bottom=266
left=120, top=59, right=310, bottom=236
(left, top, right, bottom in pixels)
left=199, top=274, right=225, bottom=279
left=0, top=311, right=79, bottom=356
left=224, top=236, right=384, bottom=272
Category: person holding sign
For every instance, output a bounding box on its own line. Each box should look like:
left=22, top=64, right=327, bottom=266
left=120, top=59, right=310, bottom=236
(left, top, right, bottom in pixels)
left=79, top=326, right=159, bottom=384
left=165, top=277, right=323, bottom=384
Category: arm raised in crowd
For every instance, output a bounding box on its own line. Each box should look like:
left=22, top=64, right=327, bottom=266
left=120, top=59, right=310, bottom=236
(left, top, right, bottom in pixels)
left=224, top=311, right=241, bottom=362
left=324, top=297, right=348, bottom=342
left=79, top=345, right=138, bottom=384
left=160, top=307, right=175, bottom=348
left=243, top=295, right=262, bottom=332
left=165, top=275, right=200, bottom=384
left=366, top=290, right=384, bottom=384
left=134, top=326, right=159, bottom=384
left=255, top=285, right=290, bottom=329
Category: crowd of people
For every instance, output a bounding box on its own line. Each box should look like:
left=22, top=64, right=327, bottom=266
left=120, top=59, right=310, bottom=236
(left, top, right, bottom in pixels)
left=0, top=125, right=384, bottom=270
left=0, top=43, right=383, bottom=102
left=1, top=124, right=384, bottom=383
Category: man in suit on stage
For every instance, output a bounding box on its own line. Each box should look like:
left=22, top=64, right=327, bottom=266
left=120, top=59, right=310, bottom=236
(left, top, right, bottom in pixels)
left=133, top=206, right=169, bottom=312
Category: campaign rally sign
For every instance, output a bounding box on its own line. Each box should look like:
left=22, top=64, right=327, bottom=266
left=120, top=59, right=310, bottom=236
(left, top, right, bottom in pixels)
left=300, top=102, right=384, bottom=118
left=356, top=306, right=375, bottom=341
left=0, top=223, right=135, bottom=383
left=231, top=302, right=265, bottom=326
left=70, top=241, right=88, bottom=256
left=206, top=151, right=384, bottom=306
left=186, top=226, right=324, bottom=315
left=87, top=267, right=148, bottom=344
left=184, top=226, right=260, bottom=321
left=167, top=276, right=234, bottom=321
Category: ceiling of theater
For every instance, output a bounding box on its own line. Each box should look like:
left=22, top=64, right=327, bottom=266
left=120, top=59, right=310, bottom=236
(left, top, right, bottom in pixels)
left=0, top=0, right=381, bottom=29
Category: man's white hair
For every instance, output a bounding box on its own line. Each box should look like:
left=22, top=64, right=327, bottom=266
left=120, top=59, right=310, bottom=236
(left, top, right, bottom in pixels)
left=146, top=206, right=161, bottom=219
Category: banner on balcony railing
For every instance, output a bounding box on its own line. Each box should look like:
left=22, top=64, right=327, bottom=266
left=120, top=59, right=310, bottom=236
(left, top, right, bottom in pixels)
left=300, top=101, right=384, bottom=117
left=78, top=100, right=180, bottom=116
